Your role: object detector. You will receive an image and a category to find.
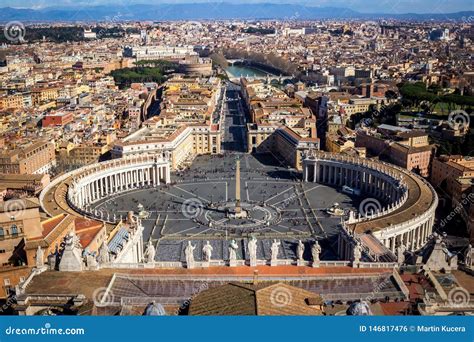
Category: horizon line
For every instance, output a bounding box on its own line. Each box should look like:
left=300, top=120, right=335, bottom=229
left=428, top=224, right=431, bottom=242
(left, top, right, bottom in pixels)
left=0, top=2, right=473, bottom=16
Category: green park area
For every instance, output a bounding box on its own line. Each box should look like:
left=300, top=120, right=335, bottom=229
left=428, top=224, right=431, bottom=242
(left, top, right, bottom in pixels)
left=398, top=82, right=474, bottom=116
left=110, top=60, right=178, bottom=88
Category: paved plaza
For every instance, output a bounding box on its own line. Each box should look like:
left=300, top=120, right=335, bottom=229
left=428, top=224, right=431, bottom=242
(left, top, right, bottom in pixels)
left=91, top=86, right=361, bottom=262
left=92, top=152, right=362, bottom=262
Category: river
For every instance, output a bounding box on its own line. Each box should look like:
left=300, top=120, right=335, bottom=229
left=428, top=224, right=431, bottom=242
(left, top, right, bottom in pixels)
left=225, top=64, right=272, bottom=78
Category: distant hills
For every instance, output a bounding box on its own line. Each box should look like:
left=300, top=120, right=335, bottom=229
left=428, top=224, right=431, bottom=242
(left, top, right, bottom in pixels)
left=0, top=3, right=472, bottom=21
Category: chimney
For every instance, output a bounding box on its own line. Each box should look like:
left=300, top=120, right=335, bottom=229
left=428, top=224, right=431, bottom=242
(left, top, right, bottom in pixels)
left=253, top=270, right=259, bottom=285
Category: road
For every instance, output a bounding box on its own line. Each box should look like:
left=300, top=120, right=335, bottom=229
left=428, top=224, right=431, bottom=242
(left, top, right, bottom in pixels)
left=221, top=85, right=247, bottom=154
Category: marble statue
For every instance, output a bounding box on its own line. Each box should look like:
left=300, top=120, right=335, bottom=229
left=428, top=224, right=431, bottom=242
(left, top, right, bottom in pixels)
left=229, top=239, right=238, bottom=264
left=348, top=210, right=356, bottom=223
left=127, top=211, right=136, bottom=224
left=271, top=240, right=280, bottom=262
left=185, top=241, right=196, bottom=269
left=98, top=241, right=110, bottom=264
left=353, top=242, right=362, bottom=264
left=311, top=240, right=321, bottom=267
left=35, top=246, right=44, bottom=268
left=296, top=240, right=304, bottom=261
left=47, top=253, right=57, bottom=270
left=202, top=241, right=213, bottom=262
left=397, top=244, right=406, bottom=264
left=248, top=236, right=258, bottom=266
left=466, top=244, right=473, bottom=268
left=71, top=231, right=83, bottom=252
left=86, top=254, right=98, bottom=268
left=144, top=240, right=156, bottom=264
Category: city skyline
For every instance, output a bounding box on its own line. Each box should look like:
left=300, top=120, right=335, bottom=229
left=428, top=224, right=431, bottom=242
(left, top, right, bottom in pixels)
left=0, top=0, right=472, bottom=323
left=1, top=0, right=473, bottom=14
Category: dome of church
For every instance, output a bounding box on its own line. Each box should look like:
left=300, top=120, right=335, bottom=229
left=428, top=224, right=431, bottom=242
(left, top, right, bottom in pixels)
left=346, top=301, right=373, bottom=316
left=144, top=301, right=166, bottom=316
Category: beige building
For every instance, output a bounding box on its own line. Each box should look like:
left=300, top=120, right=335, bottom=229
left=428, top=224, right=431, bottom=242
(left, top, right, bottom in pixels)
left=0, top=94, right=24, bottom=110
left=0, top=266, right=30, bottom=299
left=0, top=173, right=50, bottom=197
left=0, top=140, right=56, bottom=175
left=430, top=155, right=474, bottom=242
left=0, top=198, right=43, bottom=266
left=326, top=127, right=356, bottom=154
left=356, top=127, right=434, bottom=177
left=431, top=155, right=474, bottom=193
left=31, top=87, right=59, bottom=106
left=112, top=124, right=221, bottom=170
left=68, top=143, right=110, bottom=166
left=242, top=78, right=319, bottom=170
left=111, top=76, right=222, bottom=169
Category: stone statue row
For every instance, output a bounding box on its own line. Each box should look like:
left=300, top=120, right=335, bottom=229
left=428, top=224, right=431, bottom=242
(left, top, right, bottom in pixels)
left=183, top=237, right=322, bottom=269
left=35, top=213, right=144, bottom=272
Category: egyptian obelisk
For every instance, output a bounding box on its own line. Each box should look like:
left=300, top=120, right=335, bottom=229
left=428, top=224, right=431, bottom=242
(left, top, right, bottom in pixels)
left=235, top=157, right=241, bottom=213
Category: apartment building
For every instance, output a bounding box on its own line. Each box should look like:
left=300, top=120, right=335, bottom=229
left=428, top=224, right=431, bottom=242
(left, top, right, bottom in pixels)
left=111, top=76, right=222, bottom=169
left=0, top=94, right=24, bottom=110
left=0, top=140, right=56, bottom=175
left=356, top=125, right=434, bottom=177
left=0, top=198, right=43, bottom=266
left=430, top=155, right=474, bottom=243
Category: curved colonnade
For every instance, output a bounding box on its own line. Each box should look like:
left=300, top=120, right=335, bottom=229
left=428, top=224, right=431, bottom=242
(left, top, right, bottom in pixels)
left=303, top=152, right=438, bottom=256
left=40, top=156, right=171, bottom=223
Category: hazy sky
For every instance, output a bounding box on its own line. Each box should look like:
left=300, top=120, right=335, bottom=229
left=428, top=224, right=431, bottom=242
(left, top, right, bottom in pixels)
left=1, top=0, right=473, bottom=13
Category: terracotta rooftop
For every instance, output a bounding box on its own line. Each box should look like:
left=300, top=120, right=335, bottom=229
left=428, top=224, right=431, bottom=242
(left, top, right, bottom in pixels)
left=23, top=266, right=392, bottom=298
left=189, top=282, right=323, bottom=316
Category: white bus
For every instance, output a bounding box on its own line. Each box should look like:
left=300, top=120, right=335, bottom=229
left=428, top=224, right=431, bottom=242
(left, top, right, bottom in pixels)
left=342, top=185, right=361, bottom=196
